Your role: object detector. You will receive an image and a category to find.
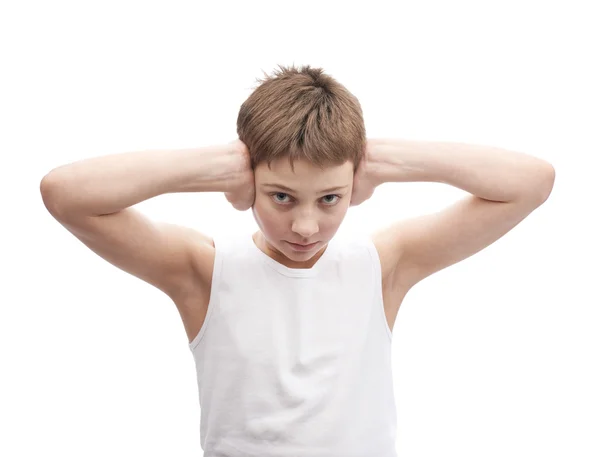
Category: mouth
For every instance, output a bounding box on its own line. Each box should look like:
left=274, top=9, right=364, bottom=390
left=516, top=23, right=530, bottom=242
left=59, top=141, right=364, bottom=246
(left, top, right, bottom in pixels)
left=286, top=241, right=319, bottom=250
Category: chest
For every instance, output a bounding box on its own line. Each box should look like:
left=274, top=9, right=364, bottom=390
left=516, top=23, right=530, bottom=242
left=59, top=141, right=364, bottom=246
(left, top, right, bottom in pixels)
left=181, top=277, right=405, bottom=349
left=179, top=240, right=406, bottom=345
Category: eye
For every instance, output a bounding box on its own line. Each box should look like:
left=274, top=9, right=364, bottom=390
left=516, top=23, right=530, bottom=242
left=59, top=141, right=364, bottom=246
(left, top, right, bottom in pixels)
left=272, top=192, right=291, bottom=204
left=321, top=194, right=341, bottom=205
left=270, top=192, right=342, bottom=205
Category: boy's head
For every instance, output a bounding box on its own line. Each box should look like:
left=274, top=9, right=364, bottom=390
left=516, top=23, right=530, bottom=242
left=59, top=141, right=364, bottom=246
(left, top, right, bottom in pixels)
left=236, top=64, right=365, bottom=267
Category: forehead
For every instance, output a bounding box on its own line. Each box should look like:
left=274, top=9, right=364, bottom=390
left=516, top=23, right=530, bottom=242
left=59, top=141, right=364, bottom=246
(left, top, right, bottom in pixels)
left=256, top=158, right=353, bottom=193
left=256, top=157, right=353, bottom=181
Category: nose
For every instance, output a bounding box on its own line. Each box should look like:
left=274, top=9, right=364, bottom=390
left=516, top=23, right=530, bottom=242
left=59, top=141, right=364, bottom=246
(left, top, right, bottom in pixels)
left=291, top=218, right=319, bottom=240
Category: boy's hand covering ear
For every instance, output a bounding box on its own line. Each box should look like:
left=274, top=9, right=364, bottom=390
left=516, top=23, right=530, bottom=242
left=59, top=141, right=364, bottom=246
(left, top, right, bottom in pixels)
left=350, top=140, right=380, bottom=207
left=224, top=139, right=256, bottom=211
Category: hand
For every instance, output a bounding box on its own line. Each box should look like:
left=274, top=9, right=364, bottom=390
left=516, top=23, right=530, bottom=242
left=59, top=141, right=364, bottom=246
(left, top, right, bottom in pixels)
left=350, top=140, right=380, bottom=207
left=224, top=139, right=255, bottom=211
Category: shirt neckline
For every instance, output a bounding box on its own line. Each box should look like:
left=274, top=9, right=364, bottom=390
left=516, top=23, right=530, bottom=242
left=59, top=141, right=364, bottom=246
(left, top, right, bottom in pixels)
left=248, top=233, right=335, bottom=278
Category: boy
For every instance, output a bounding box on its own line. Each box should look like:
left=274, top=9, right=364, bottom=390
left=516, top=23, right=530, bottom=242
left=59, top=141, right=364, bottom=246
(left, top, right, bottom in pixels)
left=40, top=64, right=555, bottom=456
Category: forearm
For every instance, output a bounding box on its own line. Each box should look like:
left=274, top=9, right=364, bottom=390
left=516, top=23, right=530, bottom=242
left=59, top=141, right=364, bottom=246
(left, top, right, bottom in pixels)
left=41, top=144, right=239, bottom=217
left=366, top=138, right=555, bottom=202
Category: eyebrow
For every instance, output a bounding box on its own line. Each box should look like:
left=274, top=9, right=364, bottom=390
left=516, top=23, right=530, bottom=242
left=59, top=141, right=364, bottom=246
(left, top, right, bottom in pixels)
left=262, top=183, right=349, bottom=193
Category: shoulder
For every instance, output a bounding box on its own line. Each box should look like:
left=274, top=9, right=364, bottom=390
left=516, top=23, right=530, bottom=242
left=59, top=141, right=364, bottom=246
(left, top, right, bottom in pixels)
left=191, top=232, right=216, bottom=287
left=174, top=230, right=216, bottom=302
left=369, top=224, right=417, bottom=296
left=369, top=228, right=397, bottom=285
left=173, top=231, right=215, bottom=345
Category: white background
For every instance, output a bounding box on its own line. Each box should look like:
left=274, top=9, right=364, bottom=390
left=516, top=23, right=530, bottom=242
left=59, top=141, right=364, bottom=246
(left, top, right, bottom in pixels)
left=2, top=0, right=598, bottom=456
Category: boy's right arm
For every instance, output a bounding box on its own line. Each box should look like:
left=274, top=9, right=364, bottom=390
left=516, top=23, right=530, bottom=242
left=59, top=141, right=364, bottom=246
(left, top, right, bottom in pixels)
left=40, top=143, right=248, bottom=301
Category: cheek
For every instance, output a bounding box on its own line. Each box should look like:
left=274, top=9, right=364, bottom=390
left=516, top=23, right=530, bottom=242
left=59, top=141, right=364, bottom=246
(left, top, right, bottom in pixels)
left=252, top=200, right=284, bottom=234
left=320, top=207, right=349, bottom=234
left=323, top=211, right=345, bottom=232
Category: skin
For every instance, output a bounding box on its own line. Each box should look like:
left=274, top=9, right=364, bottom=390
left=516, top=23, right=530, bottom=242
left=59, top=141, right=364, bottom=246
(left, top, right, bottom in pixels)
left=251, top=157, right=355, bottom=269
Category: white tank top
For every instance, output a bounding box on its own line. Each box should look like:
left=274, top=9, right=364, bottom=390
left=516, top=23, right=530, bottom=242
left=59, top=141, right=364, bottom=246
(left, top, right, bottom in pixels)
left=188, top=231, right=397, bottom=457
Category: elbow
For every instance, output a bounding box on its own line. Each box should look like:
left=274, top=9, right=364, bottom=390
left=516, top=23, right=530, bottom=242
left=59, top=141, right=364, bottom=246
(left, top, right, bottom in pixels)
left=40, top=172, right=66, bottom=216
left=532, top=162, right=556, bottom=204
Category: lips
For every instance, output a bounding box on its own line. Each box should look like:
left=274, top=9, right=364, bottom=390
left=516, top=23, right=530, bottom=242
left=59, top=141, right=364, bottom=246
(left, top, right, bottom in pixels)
left=288, top=241, right=318, bottom=247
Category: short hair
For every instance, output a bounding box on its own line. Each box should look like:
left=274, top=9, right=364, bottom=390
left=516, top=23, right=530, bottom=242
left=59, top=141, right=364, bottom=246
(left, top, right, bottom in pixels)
left=236, top=64, right=366, bottom=173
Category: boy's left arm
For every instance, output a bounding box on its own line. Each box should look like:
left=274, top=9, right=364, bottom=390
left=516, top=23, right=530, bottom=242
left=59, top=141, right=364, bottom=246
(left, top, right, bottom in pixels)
left=353, top=138, right=555, bottom=292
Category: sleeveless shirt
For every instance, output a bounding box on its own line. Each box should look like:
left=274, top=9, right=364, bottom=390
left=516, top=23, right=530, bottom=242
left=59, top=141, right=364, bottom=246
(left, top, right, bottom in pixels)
left=188, top=232, right=397, bottom=457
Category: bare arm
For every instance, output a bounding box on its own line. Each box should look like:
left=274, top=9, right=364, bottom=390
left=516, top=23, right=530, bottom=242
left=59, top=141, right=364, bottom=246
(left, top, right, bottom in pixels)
left=40, top=144, right=242, bottom=217
left=40, top=143, right=249, bottom=300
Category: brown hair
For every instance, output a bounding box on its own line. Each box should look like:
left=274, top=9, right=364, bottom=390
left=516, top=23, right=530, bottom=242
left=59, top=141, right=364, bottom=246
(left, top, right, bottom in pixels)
left=236, top=64, right=366, bottom=173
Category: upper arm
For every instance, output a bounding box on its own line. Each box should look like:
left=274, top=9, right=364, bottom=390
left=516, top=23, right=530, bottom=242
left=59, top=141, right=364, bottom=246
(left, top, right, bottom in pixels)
left=42, top=195, right=212, bottom=301
left=373, top=192, right=550, bottom=294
